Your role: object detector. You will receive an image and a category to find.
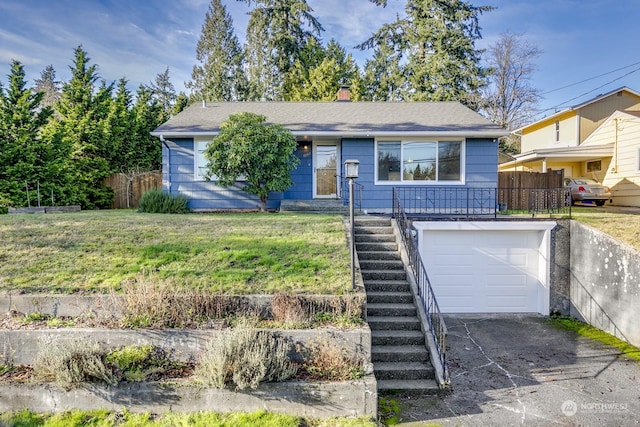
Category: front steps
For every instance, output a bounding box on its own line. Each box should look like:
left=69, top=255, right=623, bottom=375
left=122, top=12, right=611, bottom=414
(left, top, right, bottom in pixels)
left=279, top=199, right=349, bottom=214
left=355, top=216, right=439, bottom=395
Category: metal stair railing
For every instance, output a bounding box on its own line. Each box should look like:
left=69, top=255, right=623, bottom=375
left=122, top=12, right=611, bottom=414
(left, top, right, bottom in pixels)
left=392, top=188, right=449, bottom=384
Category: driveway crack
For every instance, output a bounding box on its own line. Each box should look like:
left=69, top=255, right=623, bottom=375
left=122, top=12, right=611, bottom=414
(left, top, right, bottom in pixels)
left=462, top=320, right=527, bottom=424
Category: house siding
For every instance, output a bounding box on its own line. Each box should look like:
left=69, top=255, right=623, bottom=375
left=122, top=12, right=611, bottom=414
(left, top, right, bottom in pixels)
left=521, top=111, right=578, bottom=153
left=341, top=137, right=498, bottom=211
left=162, top=138, right=283, bottom=211
left=579, top=92, right=640, bottom=142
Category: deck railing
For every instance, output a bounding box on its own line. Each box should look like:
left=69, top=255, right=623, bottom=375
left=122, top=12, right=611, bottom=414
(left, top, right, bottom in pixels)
left=392, top=189, right=449, bottom=383
left=392, top=186, right=572, bottom=218
left=338, top=175, right=363, bottom=210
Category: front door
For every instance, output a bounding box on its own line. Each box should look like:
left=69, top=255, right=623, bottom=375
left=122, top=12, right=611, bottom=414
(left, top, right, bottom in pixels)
left=314, top=143, right=339, bottom=198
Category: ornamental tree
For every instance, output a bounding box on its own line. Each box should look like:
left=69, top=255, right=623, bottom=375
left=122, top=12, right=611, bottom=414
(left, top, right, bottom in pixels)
left=204, top=112, right=299, bottom=211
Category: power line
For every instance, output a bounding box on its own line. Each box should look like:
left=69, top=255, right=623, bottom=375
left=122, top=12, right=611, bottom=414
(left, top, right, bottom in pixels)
left=531, top=65, right=640, bottom=120
left=542, top=60, right=640, bottom=95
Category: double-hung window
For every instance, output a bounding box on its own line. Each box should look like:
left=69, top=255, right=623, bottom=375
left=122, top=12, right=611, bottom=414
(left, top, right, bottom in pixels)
left=376, top=140, right=463, bottom=183
left=195, top=139, right=212, bottom=180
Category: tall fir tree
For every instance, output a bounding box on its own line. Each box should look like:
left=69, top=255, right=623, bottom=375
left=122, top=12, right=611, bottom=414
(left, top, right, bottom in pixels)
left=284, top=39, right=362, bottom=101
left=33, top=65, right=61, bottom=111
left=187, top=0, right=246, bottom=101
left=51, top=46, right=114, bottom=209
left=0, top=60, right=56, bottom=210
left=241, top=0, right=323, bottom=100
left=362, top=38, right=406, bottom=101
left=130, top=85, right=164, bottom=171
left=362, top=0, right=492, bottom=107
left=148, top=67, right=177, bottom=114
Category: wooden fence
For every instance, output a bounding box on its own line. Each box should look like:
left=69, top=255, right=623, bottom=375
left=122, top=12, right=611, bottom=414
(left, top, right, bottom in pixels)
left=498, top=170, right=565, bottom=210
left=104, top=171, right=162, bottom=209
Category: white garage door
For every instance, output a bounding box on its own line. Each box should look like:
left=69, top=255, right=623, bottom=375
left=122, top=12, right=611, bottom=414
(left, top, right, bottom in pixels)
left=418, top=223, right=553, bottom=314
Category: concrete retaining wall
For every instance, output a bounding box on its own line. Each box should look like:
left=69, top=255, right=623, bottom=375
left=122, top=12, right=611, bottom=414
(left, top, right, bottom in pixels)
left=0, top=377, right=378, bottom=418
left=570, top=221, right=640, bottom=348
left=0, top=327, right=371, bottom=365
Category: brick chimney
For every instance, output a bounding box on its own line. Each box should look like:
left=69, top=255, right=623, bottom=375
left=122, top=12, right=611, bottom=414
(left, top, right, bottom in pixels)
left=337, top=85, right=351, bottom=102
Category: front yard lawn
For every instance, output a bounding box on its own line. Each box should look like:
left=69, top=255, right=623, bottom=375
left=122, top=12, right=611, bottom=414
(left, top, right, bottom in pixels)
left=0, top=211, right=351, bottom=294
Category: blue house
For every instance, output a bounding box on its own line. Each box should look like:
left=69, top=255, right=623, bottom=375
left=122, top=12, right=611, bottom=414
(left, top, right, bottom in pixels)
left=152, top=94, right=505, bottom=212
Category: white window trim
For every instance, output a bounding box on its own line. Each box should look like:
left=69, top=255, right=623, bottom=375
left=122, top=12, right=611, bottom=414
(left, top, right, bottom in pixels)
left=585, top=159, right=602, bottom=174
left=636, top=147, right=640, bottom=173
left=374, top=138, right=466, bottom=186
left=194, top=138, right=246, bottom=182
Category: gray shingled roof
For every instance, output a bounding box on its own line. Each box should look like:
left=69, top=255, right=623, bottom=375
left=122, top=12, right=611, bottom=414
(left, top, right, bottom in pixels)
left=152, top=101, right=506, bottom=137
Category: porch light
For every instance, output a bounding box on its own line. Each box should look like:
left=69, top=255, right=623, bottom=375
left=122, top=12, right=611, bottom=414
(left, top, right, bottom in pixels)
left=344, top=159, right=359, bottom=179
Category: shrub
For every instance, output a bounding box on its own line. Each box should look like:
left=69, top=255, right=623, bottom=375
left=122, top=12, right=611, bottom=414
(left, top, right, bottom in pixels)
left=138, top=189, right=190, bottom=214
left=106, top=344, right=176, bottom=382
left=33, top=337, right=119, bottom=389
left=302, top=338, right=364, bottom=381
left=195, top=321, right=297, bottom=390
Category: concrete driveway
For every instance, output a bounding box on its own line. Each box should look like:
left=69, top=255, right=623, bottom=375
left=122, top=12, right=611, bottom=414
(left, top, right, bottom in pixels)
left=393, top=315, right=640, bottom=426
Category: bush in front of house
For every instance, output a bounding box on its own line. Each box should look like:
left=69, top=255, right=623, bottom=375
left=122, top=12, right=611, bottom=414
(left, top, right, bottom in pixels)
left=138, top=189, right=190, bottom=214
left=195, top=320, right=298, bottom=390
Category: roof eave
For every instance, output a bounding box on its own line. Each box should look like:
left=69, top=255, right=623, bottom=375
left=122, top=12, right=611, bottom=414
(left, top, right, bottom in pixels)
left=151, top=130, right=508, bottom=139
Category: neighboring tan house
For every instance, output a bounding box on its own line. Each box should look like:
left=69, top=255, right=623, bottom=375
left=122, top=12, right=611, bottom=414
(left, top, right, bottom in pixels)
left=578, top=110, right=640, bottom=206
left=499, top=87, right=640, bottom=187
left=152, top=96, right=505, bottom=212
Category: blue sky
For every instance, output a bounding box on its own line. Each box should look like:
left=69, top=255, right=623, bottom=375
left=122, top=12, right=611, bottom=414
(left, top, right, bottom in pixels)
left=1, top=0, right=639, bottom=120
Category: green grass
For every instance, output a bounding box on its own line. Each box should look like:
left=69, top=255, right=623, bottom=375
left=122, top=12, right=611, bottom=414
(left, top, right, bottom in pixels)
left=0, top=409, right=377, bottom=427
left=550, top=316, right=640, bottom=363
left=0, top=210, right=351, bottom=294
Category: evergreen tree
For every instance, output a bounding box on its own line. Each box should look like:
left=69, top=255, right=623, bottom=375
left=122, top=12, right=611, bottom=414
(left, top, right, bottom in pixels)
left=104, top=78, right=133, bottom=172
left=362, top=38, right=405, bottom=101
left=284, top=39, right=362, bottom=101
left=187, top=0, right=246, bottom=101
left=51, top=46, right=114, bottom=209
left=130, top=85, right=164, bottom=171
left=241, top=0, right=323, bottom=100
left=172, top=92, right=190, bottom=116
left=149, top=67, right=177, bottom=114
left=362, top=0, right=492, bottom=107
left=0, top=60, right=55, bottom=210
left=33, top=65, right=60, bottom=111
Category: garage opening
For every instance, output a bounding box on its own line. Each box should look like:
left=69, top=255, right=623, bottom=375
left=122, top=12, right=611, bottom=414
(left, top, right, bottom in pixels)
left=413, top=221, right=556, bottom=314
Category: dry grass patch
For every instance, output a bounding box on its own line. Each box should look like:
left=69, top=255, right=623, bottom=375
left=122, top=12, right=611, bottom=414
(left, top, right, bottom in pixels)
left=571, top=207, right=640, bottom=250
left=0, top=210, right=351, bottom=294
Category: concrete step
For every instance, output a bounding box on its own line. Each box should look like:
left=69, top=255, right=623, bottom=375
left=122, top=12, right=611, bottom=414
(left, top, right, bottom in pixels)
left=366, top=291, right=414, bottom=304
left=356, top=251, right=401, bottom=261
left=354, top=226, right=393, bottom=235
left=371, top=345, right=429, bottom=362
left=371, top=330, right=425, bottom=346
left=361, top=270, right=406, bottom=281
left=364, top=280, right=411, bottom=292
left=367, top=303, right=416, bottom=317
left=356, top=242, right=398, bottom=252
left=355, top=234, right=396, bottom=243
left=377, top=379, right=441, bottom=395
left=367, top=316, right=421, bottom=331
left=359, top=259, right=405, bottom=271
left=354, top=217, right=391, bottom=227
left=374, top=362, right=435, bottom=380
left=279, top=199, right=348, bottom=213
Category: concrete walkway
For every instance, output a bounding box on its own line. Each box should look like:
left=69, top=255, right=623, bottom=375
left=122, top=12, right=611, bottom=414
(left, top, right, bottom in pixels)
left=393, top=315, right=640, bottom=426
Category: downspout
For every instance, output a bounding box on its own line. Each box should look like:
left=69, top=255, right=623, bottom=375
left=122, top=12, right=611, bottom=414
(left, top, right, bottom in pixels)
left=160, top=136, right=172, bottom=193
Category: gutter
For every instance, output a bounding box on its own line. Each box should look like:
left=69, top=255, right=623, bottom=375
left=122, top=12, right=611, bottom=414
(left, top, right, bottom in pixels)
left=151, top=130, right=509, bottom=139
